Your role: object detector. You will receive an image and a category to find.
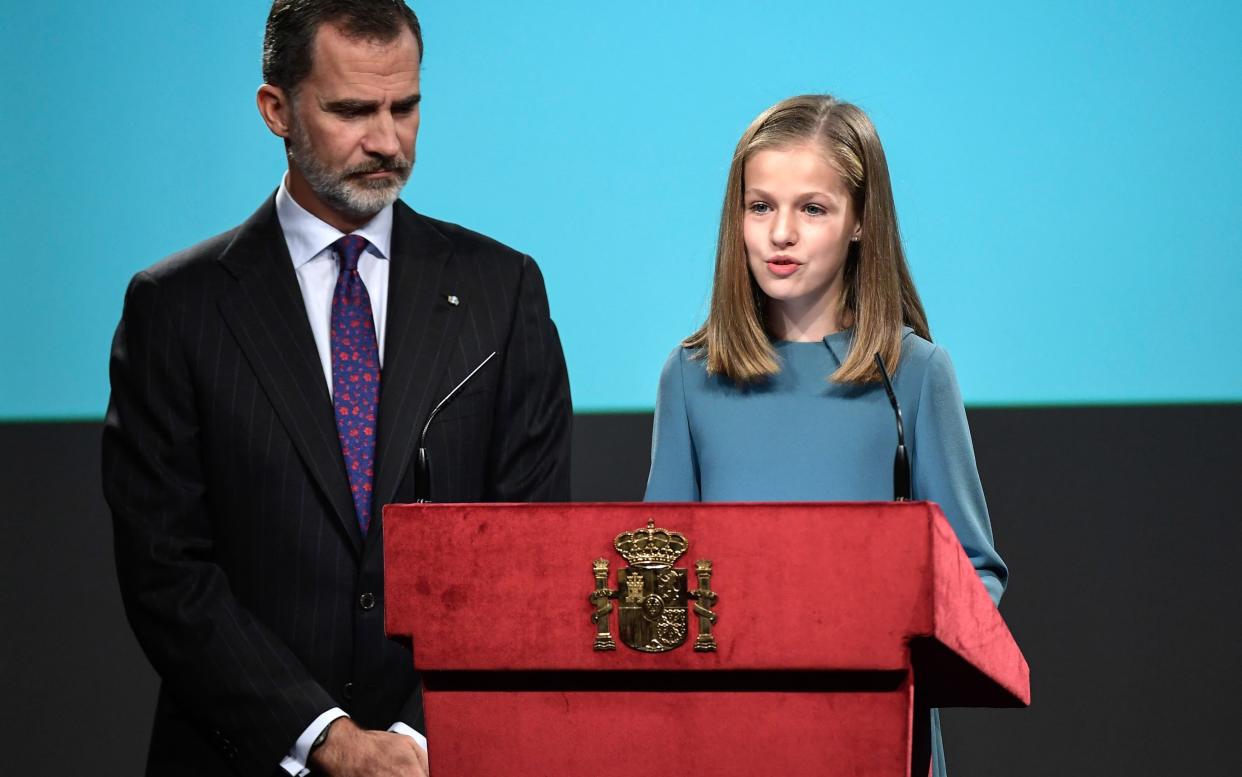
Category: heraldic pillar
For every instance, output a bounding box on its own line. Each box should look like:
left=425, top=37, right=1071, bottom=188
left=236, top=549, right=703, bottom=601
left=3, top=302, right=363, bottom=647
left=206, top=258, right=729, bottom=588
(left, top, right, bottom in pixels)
left=384, top=502, right=1030, bottom=777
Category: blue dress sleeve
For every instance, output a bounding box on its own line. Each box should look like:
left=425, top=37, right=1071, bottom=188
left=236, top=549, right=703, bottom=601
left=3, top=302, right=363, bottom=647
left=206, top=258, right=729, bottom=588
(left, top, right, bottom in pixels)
left=912, top=346, right=1009, bottom=605
left=644, top=348, right=701, bottom=501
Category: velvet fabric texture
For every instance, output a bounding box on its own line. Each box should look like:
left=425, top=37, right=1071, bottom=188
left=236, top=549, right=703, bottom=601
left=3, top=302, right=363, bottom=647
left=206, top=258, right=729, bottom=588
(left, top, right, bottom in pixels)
left=382, top=502, right=1028, bottom=776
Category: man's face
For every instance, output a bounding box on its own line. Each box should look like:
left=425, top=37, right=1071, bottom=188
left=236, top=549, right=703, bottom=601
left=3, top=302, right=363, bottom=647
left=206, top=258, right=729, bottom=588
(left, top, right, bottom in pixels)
left=285, top=22, right=421, bottom=224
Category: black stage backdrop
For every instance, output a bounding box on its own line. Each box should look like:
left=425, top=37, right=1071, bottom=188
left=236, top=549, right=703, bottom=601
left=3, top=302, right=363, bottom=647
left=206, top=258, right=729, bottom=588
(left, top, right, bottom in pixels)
left=2, top=405, right=1239, bottom=775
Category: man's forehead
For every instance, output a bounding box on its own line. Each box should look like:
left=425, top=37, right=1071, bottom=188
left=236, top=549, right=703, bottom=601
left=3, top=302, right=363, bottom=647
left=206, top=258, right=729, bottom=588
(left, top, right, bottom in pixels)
left=306, top=22, right=421, bottom=91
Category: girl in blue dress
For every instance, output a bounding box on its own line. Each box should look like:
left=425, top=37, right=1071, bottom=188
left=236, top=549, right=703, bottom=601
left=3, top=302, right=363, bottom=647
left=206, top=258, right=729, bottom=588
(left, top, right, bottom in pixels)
left=644, top=94, right=1007, bottom=776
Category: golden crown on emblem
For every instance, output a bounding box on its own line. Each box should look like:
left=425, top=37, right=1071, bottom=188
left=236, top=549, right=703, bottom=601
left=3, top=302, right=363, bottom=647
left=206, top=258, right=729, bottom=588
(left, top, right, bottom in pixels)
left=614, top=520, right=689, bottom=567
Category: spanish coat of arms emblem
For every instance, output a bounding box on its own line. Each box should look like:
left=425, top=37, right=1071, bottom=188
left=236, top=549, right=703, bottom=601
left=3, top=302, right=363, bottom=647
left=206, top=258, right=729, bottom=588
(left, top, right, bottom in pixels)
left=589, top=520, right=718, bottom=653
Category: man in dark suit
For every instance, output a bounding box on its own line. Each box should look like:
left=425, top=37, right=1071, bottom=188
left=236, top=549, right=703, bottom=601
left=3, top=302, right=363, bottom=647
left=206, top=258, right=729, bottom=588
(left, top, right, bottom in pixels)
left=102, top=2, right=571, bottom=775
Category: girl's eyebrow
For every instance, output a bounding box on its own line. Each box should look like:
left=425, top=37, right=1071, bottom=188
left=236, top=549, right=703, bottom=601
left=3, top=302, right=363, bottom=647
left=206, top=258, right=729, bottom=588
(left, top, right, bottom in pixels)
left=744, top=187, right=838, bottom=199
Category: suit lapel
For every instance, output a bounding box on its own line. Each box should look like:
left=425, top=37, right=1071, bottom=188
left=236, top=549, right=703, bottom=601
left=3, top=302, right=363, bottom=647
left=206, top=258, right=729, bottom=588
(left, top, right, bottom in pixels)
left=215, top=196, right=364, bottom=555
left=371, top=202, right=466, bottom=533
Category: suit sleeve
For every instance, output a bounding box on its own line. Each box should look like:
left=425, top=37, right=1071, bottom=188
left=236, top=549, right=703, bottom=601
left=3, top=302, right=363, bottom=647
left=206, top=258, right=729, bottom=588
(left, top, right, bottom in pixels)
left=483, top=254, right=572, bottom=500
left=910, top=346, right=1009, bottom=605
left=644, top=347, right=701, bottom=501
left=102, top=272, right=335, bottom=774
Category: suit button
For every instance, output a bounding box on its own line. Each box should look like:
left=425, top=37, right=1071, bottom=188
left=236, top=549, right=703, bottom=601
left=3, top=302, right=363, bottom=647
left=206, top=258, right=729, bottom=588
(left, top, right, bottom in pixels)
left=343, top=682, right=354, bottom=700
left=359, top=592, right=376, bottom=610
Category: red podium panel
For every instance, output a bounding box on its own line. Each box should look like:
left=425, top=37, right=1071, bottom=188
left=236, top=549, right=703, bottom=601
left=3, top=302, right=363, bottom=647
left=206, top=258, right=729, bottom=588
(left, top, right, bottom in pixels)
left=384, top=502, right=1029, bottom=776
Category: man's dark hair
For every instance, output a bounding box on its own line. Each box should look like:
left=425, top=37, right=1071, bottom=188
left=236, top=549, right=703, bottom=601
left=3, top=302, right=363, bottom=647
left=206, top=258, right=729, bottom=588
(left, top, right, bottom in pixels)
left=263, top=0, right=423, bottom=95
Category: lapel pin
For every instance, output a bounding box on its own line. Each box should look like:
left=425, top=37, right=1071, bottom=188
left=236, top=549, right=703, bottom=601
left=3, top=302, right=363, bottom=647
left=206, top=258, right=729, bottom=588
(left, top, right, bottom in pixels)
left=446, top=294, right=460, bottom=306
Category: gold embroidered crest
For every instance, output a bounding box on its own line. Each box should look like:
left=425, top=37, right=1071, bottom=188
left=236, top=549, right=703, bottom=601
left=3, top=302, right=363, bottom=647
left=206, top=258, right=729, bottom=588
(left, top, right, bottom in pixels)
left=589, top=520, right=717, bottom=653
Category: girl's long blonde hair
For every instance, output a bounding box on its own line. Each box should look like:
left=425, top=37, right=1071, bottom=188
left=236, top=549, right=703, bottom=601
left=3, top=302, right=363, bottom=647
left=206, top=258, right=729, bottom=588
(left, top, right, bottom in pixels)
left=685, top=94, right=930, bottom=383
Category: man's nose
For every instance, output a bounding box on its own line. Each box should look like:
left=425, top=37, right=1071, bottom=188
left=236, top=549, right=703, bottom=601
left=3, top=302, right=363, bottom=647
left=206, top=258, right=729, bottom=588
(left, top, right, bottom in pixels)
left=362, top=112, right=402, bottom=158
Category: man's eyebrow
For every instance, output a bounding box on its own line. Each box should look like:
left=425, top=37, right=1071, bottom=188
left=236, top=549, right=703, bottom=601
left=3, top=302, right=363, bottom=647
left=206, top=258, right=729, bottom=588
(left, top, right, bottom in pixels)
left=320, top=98, right=379, bottom=113
left=392, top=94, right=421, bottom=110
left=319, top=94, right=421, bottom=113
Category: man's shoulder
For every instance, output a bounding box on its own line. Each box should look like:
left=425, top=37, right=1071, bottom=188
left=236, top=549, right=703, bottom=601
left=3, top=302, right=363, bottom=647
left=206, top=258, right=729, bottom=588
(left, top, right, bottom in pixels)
left=140, top=198, right=276, bottom=285
left=119, top=226, right=243, bottom=312
left=398, top=202, right=528, bottom=267
left=143, top=225, right=242, bottom=280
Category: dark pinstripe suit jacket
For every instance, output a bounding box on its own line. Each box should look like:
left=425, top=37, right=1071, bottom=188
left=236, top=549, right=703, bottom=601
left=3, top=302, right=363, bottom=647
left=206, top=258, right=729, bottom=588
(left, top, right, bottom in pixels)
left=102, top=195, right=572, bottom=776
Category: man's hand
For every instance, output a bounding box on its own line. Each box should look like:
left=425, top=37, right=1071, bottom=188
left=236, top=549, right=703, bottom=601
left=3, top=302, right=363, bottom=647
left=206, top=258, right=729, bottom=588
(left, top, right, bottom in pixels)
left=309, top=718, right=429, bottom=776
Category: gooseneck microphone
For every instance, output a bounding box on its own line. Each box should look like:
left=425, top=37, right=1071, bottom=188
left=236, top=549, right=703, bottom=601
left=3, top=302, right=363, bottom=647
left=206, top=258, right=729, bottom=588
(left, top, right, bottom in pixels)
left=873, top=352, right=911, bottom=501
left=413, top=351, right=497, bottom=503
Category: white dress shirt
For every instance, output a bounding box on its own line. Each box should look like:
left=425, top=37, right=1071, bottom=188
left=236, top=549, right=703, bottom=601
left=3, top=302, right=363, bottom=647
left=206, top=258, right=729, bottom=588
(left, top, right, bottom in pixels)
left=276, top=178, right=391, bottom=394
left=273, top=178, right=427, bottom=775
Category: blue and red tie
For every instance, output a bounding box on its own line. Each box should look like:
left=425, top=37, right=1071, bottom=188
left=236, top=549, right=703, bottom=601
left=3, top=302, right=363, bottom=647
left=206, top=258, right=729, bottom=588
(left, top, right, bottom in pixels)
left=330, top=235, right=380, bottom=534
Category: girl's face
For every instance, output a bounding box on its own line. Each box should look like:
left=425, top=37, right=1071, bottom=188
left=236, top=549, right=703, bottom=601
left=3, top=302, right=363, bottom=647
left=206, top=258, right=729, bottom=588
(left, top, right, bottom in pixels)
left=743, top=142, right=860, bottom=340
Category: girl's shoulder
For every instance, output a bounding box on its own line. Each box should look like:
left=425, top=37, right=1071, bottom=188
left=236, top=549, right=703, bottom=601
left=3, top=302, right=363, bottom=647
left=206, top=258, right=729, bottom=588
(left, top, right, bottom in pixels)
left=896, top=328, right=962, bottom=398
left=899, top=322, right=933, bottom=357
left=898, top=327, right=940, bottom=370
left=659, top=344, right=709, bottom=385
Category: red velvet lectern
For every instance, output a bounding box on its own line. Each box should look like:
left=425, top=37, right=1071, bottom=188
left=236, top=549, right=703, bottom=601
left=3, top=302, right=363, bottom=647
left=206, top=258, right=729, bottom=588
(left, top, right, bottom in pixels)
left=384, top=502, right=1029, bottom=776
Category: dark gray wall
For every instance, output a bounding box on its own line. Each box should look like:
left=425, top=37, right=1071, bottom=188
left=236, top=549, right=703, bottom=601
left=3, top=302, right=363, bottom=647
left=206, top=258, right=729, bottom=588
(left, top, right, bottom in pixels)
left=2, top=406, right=1239, bottom=774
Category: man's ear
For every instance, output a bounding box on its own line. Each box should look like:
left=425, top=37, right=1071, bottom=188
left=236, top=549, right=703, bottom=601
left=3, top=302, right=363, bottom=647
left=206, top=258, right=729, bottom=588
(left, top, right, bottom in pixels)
left=257, top=84, right=292, bottom=139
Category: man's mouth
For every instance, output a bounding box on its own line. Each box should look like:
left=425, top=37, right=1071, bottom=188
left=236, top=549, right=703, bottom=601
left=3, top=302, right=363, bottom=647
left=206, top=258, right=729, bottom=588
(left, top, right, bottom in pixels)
left=348, top=160, right=411, bottom=180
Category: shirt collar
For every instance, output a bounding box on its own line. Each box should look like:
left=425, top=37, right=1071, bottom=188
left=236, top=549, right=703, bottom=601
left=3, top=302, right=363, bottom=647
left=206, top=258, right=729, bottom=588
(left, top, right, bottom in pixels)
left=275, top=174, right=394, bottom=268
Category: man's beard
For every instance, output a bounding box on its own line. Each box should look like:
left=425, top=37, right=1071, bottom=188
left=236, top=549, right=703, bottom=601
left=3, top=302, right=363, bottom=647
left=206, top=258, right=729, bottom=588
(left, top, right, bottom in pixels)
left=287, top=118, right=412, bottom=221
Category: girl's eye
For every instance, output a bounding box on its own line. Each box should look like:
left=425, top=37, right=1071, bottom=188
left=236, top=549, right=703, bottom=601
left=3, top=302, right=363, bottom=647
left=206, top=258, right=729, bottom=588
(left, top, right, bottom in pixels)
left=748, top=202, right=771, bottom=214
left=804, top=203, right=827, bottom=216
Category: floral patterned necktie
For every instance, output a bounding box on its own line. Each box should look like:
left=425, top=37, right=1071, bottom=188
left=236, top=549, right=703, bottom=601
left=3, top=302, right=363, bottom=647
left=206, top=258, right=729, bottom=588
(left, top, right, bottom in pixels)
left=330, top=234, right=380, bottom=534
